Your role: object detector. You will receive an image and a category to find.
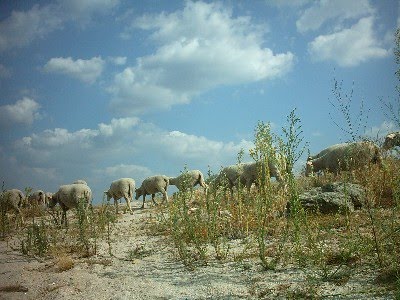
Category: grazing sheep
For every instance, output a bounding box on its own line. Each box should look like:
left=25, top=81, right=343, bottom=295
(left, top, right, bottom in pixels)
left=135, top=175, right=169, bottom=209
left=305, top=141, right=382, bottom=176
left=73, top=179, right=87, bottom=185
left=239, top=161, right=284, bottom=192
left=214, top=163, right=245, bottom=196
left=0, top=189, right=25, bottom=219
left=215, top=159, right=283, bottom=196
left=382, top=131, right=400, bottom=150
left=104, top=178, right=135, bottom=214
left=49, top=183, right=92, bottom=225
left=169, top=170, right=208, bottom=191
left=28, top=190, right=46, bottom=206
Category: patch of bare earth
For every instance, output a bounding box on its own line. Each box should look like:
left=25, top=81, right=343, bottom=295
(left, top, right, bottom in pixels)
left=0, top=205, right=395, bottom=299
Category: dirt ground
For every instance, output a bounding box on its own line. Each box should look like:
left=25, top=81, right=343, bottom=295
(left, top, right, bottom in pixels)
left=0, top=205, right=395, bottom=300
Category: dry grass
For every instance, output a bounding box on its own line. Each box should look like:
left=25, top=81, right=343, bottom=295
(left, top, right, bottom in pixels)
left=0, top=155, right=398, bottom=298
left=55, top=254, right=75, bottom=272
left=147, top=154, right=400, bottom=294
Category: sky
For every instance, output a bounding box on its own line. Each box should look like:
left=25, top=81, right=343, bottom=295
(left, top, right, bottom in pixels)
left=0, top=0, right=399, bottom=203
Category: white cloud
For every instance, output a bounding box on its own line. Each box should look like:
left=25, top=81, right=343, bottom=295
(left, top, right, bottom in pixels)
left=308, top=17, right=389, bottom=67
left=296, top=0, right=374, bottom=33
left=159, top=130, right=253, bottom=166
left=0, top=97, right=41, bottom=127
left=108, top=56, right=127, bottom=66
left=97, top=164, right=152, bottom=179
left=98, top=117, right=139, bottom=136
left=0, top=4, right=63, bottom=52
left=20, top=117, right=138, bottom=148
left=0, top=1, right=120, bottom=52
left=23, top=128, right=99, bottom=148
left=44, top=56, right=105, bottom=83
left=109, top=0, right=294, bottom=115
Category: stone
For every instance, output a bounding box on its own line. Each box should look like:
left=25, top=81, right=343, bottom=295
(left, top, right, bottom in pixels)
left=288, top=182, right=366, bottom=214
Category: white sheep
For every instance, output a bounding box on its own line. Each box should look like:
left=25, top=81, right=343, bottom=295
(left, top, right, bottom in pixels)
left=27, top=190, right=46, bottom=206
left=382, top=131, right=400, bottom=150
left=305, top=141, right=382, bottom=176
left=104, top=178, right=135, bottom=214
left=239, top=160, right=284, bottom=192
left=135, top=175, right=169, bottom=209
left=214, top=163, right=245, bottom=196
left=169, top=170, right=208, bottom=192
left=0, top=189, right=25, bottom=220
left=49, top=183, right=92, bottom=225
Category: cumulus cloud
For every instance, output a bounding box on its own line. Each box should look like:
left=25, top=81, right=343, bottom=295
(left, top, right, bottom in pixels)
left=0, top=4, right=63, bottom=52
left=20, top=117, right=139, bottom=149
left=159, top=130, right=253, bottom=165
left=43, top=56, right=105, bottom=83
left=97, top=164, right=152, bottom=179
left=21, top=128, right=99, bottom=148
left=0, top=0, right=120, bottom=52
left=109, top=0, right=294, bottom=115
left=108, top=56, right=127, bottom=66
left=296, top=0, right=374, bottom=33
left=0, top=97, right=41, bottom=128
left=98, top=117, right=139, bottom=136
left=14, top=117, right=253, bottom=168
left=308, top=17, right=389, bottom=67
left=20, top=118, right=245, bottom=164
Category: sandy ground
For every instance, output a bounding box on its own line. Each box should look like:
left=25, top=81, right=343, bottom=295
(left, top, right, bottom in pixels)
left=0, top=205, right=395, bottom=300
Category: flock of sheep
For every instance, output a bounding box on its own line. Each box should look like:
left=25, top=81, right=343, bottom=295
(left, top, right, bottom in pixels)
left=1, top=131, right=399, bottom=225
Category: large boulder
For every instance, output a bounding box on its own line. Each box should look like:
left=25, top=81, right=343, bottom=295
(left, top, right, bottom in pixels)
left=292, top=182, right=366, bottom=214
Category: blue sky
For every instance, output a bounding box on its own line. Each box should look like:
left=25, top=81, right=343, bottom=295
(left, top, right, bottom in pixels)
left=0, top=0, right=398, bottom=203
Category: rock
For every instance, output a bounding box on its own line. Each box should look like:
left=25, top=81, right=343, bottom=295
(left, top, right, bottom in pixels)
left=288, top=182, right=366, bottom=214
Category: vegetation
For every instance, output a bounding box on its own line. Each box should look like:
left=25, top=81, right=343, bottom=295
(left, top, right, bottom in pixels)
left=0, top=112, right=398, bottom=299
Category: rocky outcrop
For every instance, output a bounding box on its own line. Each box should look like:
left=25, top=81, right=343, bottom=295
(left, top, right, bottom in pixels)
left=289, top=182, right=366, bottom=214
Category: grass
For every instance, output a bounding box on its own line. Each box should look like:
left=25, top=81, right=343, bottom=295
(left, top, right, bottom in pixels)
left=55, top=254, right=75, bottom=272
left=146, top=107, right=399, bottom=297
left=0, top=152, right=398, bottom=298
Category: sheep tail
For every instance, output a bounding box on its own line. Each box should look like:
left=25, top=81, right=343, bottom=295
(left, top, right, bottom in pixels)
left=18, top=191, right=24, bottom=207
left=164, top=177, right=169, bottom=189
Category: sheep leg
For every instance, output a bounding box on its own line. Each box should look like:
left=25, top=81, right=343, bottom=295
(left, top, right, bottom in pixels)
left=114, top=198, right=119, bottom=214
left=141, top=195, right=146, bottom=209
left=15, top=207, right=23, bottom=226
left=161, top=189, right=168, bottom=204
left=61, top=210, right=67, bottom=227
left=124, top=196, right=133, bottom=214
left=151, top=194, right=158, bottom=206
